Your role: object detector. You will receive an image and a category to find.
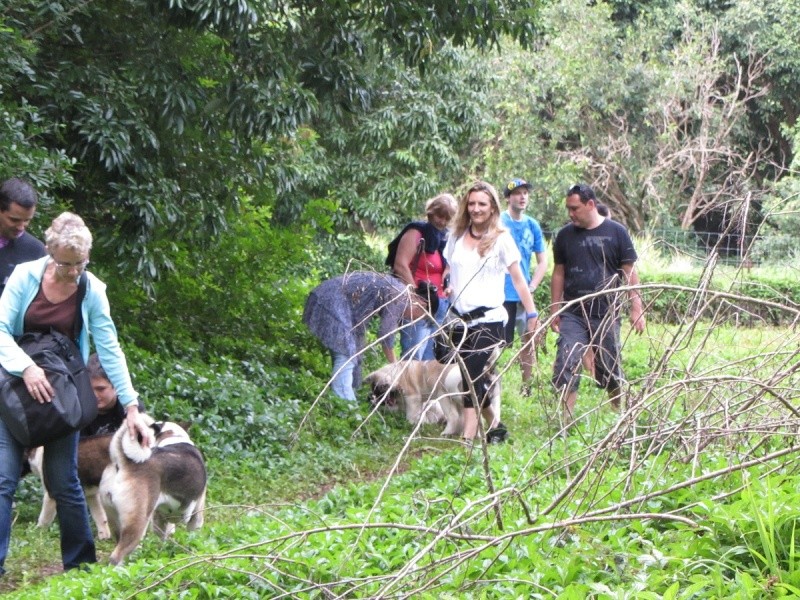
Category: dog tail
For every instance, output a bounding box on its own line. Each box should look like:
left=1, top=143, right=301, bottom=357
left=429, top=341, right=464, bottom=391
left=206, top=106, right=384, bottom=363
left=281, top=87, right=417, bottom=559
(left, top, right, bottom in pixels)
left=112, top=414, right=159, bottom=465
left=119, top=429, right=154, bottom=463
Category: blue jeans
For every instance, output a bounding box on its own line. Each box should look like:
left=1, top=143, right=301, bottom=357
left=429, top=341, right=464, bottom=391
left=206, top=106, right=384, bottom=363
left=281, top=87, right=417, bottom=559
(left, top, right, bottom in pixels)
left=0, top=419, right=95, bottom=574
left=330, top=351, right=357, bottom=401
left=400, top=298, right=450, bottom=360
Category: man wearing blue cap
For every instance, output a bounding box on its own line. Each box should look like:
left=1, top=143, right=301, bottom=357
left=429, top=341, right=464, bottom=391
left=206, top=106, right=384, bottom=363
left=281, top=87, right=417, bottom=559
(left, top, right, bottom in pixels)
left=501, top=178, right=547, bottom=395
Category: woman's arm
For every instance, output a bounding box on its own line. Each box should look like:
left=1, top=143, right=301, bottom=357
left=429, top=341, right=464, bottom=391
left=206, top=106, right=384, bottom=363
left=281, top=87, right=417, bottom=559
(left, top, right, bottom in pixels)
left=84, top=278, right=139, bottom=408
left=0, top=262, right=39, bottom=376
left=393, top=228, right=423, bottom=286
left=508, top=261, right=538, bottom=333
left=85, top=280, right=153, bottom=446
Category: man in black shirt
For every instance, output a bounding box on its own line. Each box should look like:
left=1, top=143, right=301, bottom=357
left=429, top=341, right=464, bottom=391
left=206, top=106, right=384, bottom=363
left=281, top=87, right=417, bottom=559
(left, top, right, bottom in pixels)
left=550, top=184, right=645, bottom=422
left=0, top=178, right=46, bottom=296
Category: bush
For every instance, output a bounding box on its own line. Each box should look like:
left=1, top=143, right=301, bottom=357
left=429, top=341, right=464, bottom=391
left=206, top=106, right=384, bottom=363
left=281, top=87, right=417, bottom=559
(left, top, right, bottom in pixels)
left=639, top=270, right=799, bottom=326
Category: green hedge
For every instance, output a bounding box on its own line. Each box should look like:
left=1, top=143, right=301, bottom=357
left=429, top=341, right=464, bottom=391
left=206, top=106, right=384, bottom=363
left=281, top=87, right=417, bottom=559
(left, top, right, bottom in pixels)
left=639, top=271, right=799, bottom=326
left=527, top=269, right=798, bottom=327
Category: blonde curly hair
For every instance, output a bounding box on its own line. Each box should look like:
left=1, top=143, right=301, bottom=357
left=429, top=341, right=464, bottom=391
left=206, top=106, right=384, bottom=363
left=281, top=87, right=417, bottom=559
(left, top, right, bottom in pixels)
left=45, top=212, right=93, bottom=255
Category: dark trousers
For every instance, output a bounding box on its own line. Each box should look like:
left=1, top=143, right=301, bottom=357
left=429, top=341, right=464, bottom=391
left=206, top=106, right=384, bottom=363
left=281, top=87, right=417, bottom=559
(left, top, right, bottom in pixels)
left=449, top=321, right=505, bottom=408
left=552, top=311, right=623, bottom=393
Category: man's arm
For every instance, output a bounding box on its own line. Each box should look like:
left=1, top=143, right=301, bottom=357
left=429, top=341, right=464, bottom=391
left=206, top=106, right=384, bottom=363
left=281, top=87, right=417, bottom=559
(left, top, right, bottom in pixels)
left=621, top=263, right=645, bottom=334
left=549, top=263, right=565, bottom=333
left=529, top=251, right=548, bottom=291
left=508, top=261, right=539, bottom=334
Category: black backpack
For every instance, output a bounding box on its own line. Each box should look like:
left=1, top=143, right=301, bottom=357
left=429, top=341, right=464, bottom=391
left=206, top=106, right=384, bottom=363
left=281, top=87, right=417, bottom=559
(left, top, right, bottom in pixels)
left=0, top=330, right=98, bottom=446
left=385, top=222, right=427, bottom=270
left=0, top=272, right=97, bottom=446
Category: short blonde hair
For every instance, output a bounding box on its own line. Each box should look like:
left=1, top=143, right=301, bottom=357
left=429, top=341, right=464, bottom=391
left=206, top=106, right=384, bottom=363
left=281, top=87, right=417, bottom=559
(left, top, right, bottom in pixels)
left=45, top=212, right=93, bottom=255
left=425, top=193, right=457, bottom=220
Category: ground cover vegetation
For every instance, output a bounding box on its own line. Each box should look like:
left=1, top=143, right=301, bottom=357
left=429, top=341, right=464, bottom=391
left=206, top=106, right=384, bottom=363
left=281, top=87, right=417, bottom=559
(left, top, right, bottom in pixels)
left=1, top=242, right=798, bottom=598
left=1, top=0, right=800, bottom=596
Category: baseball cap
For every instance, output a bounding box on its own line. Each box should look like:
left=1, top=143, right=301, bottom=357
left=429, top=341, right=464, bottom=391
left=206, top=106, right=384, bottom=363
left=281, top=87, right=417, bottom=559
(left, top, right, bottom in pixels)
left=503, top=178, right=533, bottom=197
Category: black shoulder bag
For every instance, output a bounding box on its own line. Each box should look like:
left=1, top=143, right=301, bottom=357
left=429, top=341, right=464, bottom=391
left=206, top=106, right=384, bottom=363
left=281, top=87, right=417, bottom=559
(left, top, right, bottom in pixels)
left=0, top=272, right=98, bottom=446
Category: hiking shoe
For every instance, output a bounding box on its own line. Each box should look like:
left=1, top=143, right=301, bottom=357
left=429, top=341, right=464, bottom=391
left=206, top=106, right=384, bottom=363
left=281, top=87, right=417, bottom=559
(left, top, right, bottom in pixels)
left=486, top=422, right=509, bottom=444
left=520, top=383, right=532, bottom=397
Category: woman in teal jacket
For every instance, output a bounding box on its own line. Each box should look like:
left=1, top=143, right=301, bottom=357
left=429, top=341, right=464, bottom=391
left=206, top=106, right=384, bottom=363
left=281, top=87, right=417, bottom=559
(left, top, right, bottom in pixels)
left=0, top=212, right=152, bottom=576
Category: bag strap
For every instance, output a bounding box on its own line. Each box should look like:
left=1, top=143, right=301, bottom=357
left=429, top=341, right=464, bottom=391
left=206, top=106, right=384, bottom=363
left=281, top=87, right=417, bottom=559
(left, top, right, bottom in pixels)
left=410, top=235, right=425, bottom=279
left=73, top=272, right=88, bottom=342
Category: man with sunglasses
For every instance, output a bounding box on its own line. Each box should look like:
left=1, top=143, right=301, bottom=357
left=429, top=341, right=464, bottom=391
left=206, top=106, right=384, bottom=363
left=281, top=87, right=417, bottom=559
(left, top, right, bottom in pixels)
left=550, top=183, right=645, bottom=423
left=0, top=178, right=46, bottom=297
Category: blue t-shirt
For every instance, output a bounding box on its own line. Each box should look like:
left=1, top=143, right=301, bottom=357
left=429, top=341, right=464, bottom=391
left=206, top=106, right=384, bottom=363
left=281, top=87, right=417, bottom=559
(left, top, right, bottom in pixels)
left=501, top=212, right=546, bottom=302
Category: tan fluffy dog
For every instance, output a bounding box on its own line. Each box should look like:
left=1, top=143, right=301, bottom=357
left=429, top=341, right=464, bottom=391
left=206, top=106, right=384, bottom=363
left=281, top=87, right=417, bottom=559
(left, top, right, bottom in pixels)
left=99, top=416, right=207, bottom=565
left=364, top=360, right=501, bottom=436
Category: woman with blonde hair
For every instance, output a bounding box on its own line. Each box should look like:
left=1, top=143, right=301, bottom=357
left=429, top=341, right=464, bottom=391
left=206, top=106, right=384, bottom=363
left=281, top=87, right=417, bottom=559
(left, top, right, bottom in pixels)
left=0, top=212, right=152, bottom=575
left=443, top=181, right=540, bottom=443
left=392, top=193, right=457, bottom=360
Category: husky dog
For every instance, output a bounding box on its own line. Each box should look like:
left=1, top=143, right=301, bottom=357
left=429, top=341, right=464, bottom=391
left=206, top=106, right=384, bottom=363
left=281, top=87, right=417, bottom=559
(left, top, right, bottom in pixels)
left=99, top=417, right=207, bottom=565
left=28, top=433, right=114, bottom=539
left=364, top=360, right=501, bottom=437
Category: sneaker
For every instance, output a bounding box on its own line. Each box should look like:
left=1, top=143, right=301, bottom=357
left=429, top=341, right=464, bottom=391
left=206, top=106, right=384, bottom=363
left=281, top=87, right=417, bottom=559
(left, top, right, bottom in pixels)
left=486, top=422, right=509, bottom=444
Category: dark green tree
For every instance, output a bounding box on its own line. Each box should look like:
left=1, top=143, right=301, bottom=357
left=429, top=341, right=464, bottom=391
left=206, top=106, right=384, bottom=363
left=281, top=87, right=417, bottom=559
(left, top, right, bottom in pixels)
left=1, top=0, right=542, bottom=288
left=0, top=17, right=74, bottom=202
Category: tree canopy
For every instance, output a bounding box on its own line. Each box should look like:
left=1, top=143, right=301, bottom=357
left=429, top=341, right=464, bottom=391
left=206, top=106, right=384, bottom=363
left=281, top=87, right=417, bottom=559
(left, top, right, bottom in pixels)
left=2, top=0, right=799, bottom=300
left=1, top=0, right=541, bottom=288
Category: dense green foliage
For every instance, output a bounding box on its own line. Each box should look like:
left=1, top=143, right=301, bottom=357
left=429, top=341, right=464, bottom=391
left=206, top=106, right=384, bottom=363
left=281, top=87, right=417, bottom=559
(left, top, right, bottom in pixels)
left=2, top=0, right=800, bottom=595
left=3, top=314, right=800, bottom=597
left=3, top=0, right=800, bottom=294
left=0, top=0, right=540, bottom=290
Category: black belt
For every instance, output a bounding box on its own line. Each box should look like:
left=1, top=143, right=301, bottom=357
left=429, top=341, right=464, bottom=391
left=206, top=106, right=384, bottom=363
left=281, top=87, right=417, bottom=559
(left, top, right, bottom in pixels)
left=449, top=306, right=495, bottom=323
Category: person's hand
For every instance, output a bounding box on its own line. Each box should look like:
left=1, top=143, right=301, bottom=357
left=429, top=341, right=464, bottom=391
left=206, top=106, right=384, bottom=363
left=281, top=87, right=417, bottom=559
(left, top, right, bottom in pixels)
left=125, top=404, right=154, bottom=448
left=550, top=314, right=561, bottom=333
left=23, top=364, right=54, bottom=404
left=534, top=323, right=547, bottom=352
left=525, top=316, right=539, bottom=334
left=631, top=305, right=646, bottom=334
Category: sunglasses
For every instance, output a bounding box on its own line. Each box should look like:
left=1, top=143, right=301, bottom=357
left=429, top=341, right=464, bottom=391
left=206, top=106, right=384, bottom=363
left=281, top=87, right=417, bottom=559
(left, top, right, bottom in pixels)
left=567, top=184, right=595, bottom=202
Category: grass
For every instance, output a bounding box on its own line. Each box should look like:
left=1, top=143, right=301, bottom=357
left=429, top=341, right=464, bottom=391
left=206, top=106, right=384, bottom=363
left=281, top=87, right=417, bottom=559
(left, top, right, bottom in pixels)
left=2, top=316, right=799, bottom=598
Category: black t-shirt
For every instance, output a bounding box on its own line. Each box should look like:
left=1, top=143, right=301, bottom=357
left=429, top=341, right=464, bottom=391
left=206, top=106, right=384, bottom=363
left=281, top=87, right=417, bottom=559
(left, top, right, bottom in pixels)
left=553, top=219, right=638, bottom=317
left=81, top=402, right=127, bottom=437
left=80, top=396, right=147, bottom=437
left=0, top=233, right=47, bottom=296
